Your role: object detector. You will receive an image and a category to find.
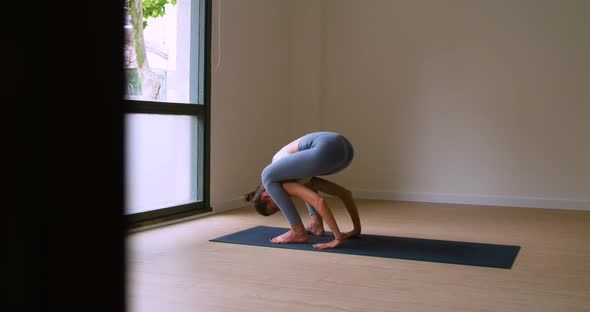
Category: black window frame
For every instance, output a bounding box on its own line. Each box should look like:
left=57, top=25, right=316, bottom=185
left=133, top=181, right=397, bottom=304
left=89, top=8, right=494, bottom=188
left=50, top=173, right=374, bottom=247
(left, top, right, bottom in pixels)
left=125, top=0, right=212, bottom=229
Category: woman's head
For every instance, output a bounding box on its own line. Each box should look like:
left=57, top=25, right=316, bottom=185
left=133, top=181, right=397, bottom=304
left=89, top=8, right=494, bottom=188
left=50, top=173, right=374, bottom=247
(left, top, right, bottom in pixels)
left=243, top=184, right=279, bottom=216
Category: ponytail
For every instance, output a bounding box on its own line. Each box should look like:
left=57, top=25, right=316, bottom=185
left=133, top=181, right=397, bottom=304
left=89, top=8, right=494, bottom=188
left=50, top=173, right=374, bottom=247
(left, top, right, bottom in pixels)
left=243, top=183, right=270, bottom=216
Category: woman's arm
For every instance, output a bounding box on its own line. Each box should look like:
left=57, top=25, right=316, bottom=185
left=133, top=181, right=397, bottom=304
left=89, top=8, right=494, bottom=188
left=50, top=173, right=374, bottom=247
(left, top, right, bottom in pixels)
left=309, top=177, right=361, bottom=238
left=281, top=181, right=342, bottom=249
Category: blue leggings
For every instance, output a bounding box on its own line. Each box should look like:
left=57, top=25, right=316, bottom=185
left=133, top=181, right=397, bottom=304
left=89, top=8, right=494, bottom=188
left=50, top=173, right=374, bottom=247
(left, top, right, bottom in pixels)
left=261, top=132, right=354, bottom=225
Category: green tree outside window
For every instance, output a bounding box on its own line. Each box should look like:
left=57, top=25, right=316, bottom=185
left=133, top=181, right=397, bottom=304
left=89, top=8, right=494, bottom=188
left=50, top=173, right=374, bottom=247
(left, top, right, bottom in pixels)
left=125, top=0, right=177, bottom=99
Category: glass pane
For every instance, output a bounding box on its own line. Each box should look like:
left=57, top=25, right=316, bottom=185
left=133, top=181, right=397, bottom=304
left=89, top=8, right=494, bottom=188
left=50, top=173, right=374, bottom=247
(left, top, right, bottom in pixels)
left=124, top=0, right=203, bottom=104
left=125, top=114, right=198, bottom=214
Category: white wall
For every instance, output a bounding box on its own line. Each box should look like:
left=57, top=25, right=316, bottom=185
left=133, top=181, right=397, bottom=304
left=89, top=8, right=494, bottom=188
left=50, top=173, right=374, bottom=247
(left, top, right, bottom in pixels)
left=210, top=0, right=292, bottom=211
left=319, top=0, right=590, bottom=209
left=287, top=0, right=322, bottom=137
left=210, top=0, right=590, bottom=211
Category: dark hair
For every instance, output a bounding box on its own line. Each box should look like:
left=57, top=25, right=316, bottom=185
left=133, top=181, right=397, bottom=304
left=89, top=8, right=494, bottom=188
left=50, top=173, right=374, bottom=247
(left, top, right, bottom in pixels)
left=243, top=184, right=270, bottom=216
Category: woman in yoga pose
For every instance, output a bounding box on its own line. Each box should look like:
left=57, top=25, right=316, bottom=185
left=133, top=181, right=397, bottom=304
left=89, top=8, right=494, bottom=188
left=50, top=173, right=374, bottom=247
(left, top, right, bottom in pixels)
left=244, top=132, right=361, bottom=250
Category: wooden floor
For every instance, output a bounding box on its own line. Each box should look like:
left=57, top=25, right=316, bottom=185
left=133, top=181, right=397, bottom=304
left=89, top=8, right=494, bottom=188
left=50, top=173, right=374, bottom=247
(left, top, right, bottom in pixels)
left=127, top=198, right=590, bottom=312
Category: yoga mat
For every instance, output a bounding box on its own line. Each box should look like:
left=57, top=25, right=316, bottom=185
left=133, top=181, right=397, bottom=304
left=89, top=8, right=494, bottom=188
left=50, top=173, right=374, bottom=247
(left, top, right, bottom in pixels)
left=210, top=226, right=520, bottom=269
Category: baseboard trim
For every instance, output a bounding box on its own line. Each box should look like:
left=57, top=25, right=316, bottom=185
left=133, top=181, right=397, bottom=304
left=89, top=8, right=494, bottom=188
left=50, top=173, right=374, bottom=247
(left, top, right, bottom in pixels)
left=352, top=190, right=590, bottom=211
left=127, top=199, right=247, bottom=233
left=128, top=192, right=587, bottom=233
left=212, top=198, right=247, bottom=213
left=127, top=210, right=215, bottom=233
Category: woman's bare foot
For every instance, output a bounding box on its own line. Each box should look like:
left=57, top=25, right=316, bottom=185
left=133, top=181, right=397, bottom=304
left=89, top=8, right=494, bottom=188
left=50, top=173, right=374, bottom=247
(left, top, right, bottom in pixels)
left=271, top=225, right=308, bottom=244
left=306, top=221, right=325, bottom=236
left=306, top=214, right=325, bottom=236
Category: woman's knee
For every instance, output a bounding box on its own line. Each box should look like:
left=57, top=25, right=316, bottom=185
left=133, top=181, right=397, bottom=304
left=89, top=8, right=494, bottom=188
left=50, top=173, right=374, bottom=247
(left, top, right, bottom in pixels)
left=261, top=165, right=276, bottom=187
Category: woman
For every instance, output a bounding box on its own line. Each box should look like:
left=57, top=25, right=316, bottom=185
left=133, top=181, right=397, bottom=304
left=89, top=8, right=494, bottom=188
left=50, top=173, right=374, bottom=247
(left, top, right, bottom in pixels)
left=244, top=132, right=361, bottom=250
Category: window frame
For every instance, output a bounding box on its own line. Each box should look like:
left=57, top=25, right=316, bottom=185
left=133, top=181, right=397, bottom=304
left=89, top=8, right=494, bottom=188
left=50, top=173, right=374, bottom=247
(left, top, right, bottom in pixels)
left=124, top=0, right=211, bottom=229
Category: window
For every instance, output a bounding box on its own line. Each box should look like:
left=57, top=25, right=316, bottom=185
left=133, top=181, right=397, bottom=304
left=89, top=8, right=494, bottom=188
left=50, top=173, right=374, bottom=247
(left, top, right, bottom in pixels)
left=124, top=0, right=210, bottom=227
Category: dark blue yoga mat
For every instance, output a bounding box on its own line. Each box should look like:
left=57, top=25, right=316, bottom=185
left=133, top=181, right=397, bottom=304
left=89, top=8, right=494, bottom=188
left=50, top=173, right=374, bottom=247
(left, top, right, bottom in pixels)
left=210, top=226, right=520, bottom=269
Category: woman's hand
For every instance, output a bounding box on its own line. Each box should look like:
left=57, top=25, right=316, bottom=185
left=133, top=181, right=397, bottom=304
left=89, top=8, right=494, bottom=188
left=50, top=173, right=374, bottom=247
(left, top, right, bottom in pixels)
left=308, top=177, right=362, bottom=241
left=342, top=228, right=361, bottom=239
left=282, top=182, right=344, bottom=249
left=313, top=239, right=341, bottom=250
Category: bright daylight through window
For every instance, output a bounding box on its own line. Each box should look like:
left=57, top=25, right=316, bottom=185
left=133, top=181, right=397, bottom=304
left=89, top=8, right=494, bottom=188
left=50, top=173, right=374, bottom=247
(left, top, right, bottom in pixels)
left=123, top=0, right=209, bottom=223
left=124, top=0, right=200, bottom=103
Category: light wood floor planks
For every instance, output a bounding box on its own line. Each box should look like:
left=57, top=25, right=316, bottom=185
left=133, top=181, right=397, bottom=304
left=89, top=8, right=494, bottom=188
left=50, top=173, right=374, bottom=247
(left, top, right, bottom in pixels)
left=127, top=198, right=590, bottom=312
